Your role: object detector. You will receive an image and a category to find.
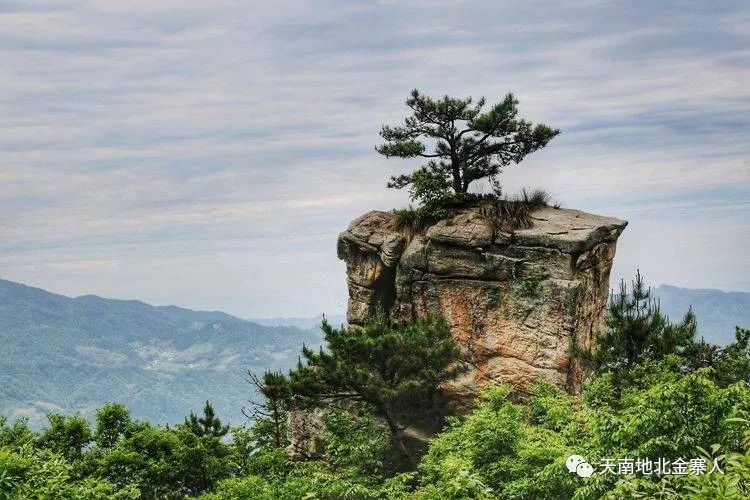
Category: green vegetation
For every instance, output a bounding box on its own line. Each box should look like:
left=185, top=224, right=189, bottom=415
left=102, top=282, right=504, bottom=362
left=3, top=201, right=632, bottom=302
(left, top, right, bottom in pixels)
left=2, top=273, right=750, bottom=498
left=512, top=271, right=546, bottom=300
left=576, top=271, right=750, bottom=390
left=378, top=90, right=559, bottom=234
left=577, top=270, right=699, bottom=375
left=4, top=362, right=749, bottom=498
left=1, top=402, right=231, bottom=498
left=415, top=368, right=750, bottom=499
left=289, top=313, right=465, bottom=460
left=244, top=371, right=291, bottom=449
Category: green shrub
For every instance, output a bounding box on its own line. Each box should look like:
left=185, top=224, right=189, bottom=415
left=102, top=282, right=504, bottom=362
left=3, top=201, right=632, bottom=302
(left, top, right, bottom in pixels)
left=411, top=365, right=750, bottom=499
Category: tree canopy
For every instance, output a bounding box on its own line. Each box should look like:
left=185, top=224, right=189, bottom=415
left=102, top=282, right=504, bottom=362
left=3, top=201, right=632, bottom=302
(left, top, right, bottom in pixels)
left=582, top=270, right=698, bottom=373
left=184, top=401, right=229, bottom=438
left=376, top=89, right=559, bottom=206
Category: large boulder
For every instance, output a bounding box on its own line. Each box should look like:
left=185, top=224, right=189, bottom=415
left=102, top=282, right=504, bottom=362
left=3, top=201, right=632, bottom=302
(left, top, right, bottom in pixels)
left=337, top=206, right=627, bottom=400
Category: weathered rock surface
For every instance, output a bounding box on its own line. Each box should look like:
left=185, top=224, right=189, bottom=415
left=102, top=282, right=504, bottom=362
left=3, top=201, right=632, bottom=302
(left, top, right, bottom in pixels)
left=337, top=206, right=627, bottom=400
left=286, top=406, right=326, bottom=459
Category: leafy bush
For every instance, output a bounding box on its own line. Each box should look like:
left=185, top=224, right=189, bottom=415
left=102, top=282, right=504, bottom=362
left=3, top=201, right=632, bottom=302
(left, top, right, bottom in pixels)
left=324, top=408, right=396, bottom=477
left=0, top=445, right=138, bottom=499
left=413, top=366, right=750, bottom=499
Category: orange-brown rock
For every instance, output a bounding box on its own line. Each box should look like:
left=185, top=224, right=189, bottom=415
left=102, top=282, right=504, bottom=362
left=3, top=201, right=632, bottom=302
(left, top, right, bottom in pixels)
left=337, top=206, right=627, bottom=400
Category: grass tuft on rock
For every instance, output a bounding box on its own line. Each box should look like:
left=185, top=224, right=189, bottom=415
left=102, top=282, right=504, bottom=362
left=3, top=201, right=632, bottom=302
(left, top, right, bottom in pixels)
left=478, top=188, right=552, bottom=231
left=393, top=188, right=553, bottom=237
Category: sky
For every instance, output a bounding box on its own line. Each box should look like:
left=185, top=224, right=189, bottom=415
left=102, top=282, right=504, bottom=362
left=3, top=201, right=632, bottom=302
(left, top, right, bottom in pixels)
left=0, top=0, right=748, bottom=318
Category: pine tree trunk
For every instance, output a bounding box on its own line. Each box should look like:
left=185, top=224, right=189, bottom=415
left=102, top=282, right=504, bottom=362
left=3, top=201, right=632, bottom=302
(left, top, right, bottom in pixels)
left=451, top=158, right=462, bottom=193
left=383, top=412, right=410, bottom=459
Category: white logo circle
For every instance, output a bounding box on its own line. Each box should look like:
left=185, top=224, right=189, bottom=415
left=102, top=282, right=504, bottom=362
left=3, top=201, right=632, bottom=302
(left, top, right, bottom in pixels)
left=566, top=455, right=585, bottom=473
left=576, top=462, right=594, bottom=478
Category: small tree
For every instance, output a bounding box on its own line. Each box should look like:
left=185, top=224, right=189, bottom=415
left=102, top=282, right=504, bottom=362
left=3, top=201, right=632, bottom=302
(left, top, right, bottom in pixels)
left=289, top=313, right=465, bottom=457
left=243, top=370, right=291, bottom=449
left=376, top=89, right=559, bottom=206
left=94, top=402, right=132, bottom=449
left=577, top=271, right=750, bottom=393
left=685, top=326, right=750, bottom=386
left=180, top=402, right=231, bottom=494
left=583, top=271, right=697, bottom=374
left=184, top=401, right=229, bottom=438
left=37, top=413, right=92, bottom=460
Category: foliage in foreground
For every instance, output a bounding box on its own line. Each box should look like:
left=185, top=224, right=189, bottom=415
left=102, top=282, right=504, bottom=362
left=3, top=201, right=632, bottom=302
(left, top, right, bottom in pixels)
left=2, top=278, right=750, bottom=499
left=3, top=365, right=750, bottom=499
left=1, top=402, right=232, bottom=499
left=577, top=270, right=750, bottom=389
left=417, top=366, right=750, bottom=499
left=201, top=363, right=750, bottom=500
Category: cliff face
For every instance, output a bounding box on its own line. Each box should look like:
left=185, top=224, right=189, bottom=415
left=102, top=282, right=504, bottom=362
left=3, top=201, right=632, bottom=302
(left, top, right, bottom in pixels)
left=337, top=206, right=627, bottom=400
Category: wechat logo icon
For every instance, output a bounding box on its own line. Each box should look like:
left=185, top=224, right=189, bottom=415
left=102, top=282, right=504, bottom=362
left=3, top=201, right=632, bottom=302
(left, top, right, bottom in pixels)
left=566, top=455, right=594, bottom=478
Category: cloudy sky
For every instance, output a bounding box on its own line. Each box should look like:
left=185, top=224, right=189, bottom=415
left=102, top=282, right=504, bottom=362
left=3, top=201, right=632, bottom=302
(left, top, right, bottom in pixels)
left=1, top=0, right=748, bottom=317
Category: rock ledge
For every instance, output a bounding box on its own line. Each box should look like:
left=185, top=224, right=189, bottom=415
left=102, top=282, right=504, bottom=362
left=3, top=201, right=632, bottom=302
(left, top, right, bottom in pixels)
left=337, top=206, right=627, bottom=399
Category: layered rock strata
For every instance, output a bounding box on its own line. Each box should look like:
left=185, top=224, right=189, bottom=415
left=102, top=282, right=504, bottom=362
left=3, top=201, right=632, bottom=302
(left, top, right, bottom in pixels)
left=337, top=206, right=627, bottom=399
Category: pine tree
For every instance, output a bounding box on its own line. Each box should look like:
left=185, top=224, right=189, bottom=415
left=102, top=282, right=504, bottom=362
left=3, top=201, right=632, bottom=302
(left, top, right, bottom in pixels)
left=579, top=271, right=697, bottom=378
left=289, top=313, right=465, bottom=457
left=376, top=89, right=559, bottom=206
left=685, top=326, right=750, bottom=386
left=244, top=370, right=290, bottom=448
left=184, top=401, right=229, bottom=438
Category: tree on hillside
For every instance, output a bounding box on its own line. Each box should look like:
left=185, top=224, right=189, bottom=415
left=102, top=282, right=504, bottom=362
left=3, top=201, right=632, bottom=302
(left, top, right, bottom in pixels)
left=576, top=271, right=750, bottom=395
left=684, top=326, right=750, bottom=386
left=244, top=370, right=291, bottom=449
left=289, top=313, right=465, bottom=457
left=184, top=401, right=229, bottom=438
left=376, top=89, right=559, bottom=206
left=180, top=402, right=231, bottom=494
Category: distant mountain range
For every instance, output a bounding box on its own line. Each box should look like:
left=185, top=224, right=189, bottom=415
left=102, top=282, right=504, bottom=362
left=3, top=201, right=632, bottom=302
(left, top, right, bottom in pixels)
left=651, top=284, right=750, bottom=345
left=250, top=314, right=347, bottom=330
left=0, top=279, right=323, bottom=427
left=0, top=278, right=747, bottom=428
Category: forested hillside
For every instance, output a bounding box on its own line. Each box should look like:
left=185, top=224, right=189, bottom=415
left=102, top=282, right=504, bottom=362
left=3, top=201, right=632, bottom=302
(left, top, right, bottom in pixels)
left=0, top=279, right=323, bottom=426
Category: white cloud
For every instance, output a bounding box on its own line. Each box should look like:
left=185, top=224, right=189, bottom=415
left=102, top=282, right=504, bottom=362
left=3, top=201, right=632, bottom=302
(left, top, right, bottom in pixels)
left=1, top=0, right=748, bottom=315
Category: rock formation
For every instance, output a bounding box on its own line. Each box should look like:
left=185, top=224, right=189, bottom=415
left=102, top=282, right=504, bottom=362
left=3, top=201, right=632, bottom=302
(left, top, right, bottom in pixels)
left=337, top=206, right=627, bottom=400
